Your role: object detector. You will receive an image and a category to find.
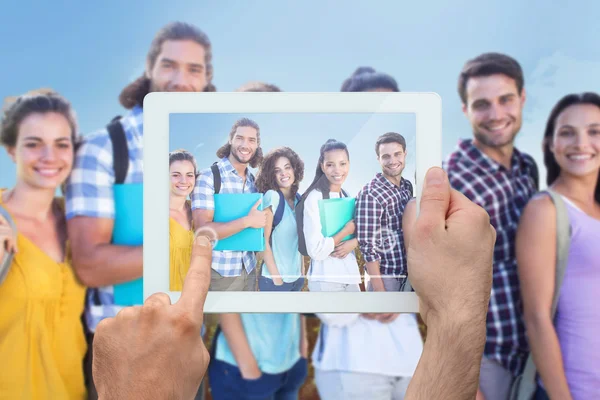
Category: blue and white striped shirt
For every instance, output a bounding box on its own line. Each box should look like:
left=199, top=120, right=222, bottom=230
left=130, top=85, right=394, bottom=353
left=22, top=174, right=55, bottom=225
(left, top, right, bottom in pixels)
left=65, top=105, right=144, bottom=332
left=191, top=157, right=257, bottom=276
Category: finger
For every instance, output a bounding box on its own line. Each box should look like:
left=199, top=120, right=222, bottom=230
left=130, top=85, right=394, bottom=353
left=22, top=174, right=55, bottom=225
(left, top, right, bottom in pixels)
left=0, top=214, right=9, bottom=227
left=177, top=235, right=213, bottom=323
left=252, top=199, right=261, bottom=210
left=416, top=167, right=450, bottom=234
left=144, top=292, right=172, bottom=308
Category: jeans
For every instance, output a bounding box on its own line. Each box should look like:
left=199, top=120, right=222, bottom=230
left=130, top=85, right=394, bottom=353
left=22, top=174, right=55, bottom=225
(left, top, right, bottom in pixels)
left=208, top=358, right=308, bottom=400
left=258, top=276, right=305, bottom=292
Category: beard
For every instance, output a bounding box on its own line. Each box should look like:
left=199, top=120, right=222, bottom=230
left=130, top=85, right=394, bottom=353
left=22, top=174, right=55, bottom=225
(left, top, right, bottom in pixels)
left=473, top=118, right=521, bottom=149
left=231, top=147, right=257, bottom=166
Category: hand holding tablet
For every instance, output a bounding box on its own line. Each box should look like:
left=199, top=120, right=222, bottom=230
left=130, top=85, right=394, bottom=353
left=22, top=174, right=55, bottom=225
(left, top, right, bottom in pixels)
left=93, top=235, right=212, bottom=400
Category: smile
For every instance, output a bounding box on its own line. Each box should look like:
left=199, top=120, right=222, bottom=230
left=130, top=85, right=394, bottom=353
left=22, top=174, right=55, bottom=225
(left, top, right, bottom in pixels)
left=485, top=121, right=510, bottom=132
left=34, top=168, right=61, bottom=177
left=567, top=154, right=595, bottom=161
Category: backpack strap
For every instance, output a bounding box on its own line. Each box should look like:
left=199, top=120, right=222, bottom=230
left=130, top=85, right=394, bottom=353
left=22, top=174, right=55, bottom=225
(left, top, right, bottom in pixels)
left=341, top=189, right=348, bottom=198
left=272, top=190, right=286, bottom=230
left=0, top=204, right=17, bottom=285
left=513, top=189, right=571, bottom=399
left=107, top=116, right=129, bottom=185
left=211, top=163, right=221, bottom=195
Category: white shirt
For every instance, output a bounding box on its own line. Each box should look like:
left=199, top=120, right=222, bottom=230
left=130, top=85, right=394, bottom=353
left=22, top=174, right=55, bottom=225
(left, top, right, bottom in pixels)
left=311, top=313, right=424, bottom=378
left=303, top=189, right=362, bottom=285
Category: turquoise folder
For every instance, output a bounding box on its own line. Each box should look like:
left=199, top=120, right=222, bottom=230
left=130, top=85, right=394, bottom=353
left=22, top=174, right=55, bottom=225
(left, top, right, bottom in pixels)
left=112, top=183, right=143, bottom=306
left=213, top=193, right=265, bottom=251
left=318, top=197, right=356, bottom=241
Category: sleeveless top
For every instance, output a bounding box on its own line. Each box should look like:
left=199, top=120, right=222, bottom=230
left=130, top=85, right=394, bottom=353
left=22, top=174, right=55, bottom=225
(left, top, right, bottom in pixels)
left=169, top=216, right=195, bottom=291
left=0, top=190, right=87, bottom=399
left=553, top=196, right=600, bottom=399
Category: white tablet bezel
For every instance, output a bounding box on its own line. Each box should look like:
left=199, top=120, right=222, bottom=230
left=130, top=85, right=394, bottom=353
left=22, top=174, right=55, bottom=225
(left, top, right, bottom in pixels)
left=143, top=92, right=441, bottom=313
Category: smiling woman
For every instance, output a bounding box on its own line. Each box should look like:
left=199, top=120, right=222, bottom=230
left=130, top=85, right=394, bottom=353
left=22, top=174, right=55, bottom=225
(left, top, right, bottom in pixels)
left=0, top=90, right=88, bottom=399
left=169, top=149, right=198, bottom=291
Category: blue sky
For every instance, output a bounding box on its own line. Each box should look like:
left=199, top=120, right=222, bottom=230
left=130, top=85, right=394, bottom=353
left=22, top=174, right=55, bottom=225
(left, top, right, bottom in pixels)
left=2, top=0, right=599, bottom=189
left=170, top=113, right=416, bottom=196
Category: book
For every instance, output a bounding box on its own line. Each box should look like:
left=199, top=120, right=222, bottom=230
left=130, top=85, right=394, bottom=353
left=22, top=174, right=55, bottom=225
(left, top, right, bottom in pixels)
left=112, top=183, right=144, bottom=306
left=213, top=193, right=265, bottom=251
left=318, top=197, right=356, bottom=241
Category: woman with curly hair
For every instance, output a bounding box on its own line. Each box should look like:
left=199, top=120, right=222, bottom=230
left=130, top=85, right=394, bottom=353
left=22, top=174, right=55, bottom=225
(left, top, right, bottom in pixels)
left=255, top=146, right=306, bottom=291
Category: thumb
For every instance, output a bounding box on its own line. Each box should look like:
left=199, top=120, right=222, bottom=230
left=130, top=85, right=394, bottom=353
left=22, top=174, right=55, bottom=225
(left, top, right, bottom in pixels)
left=252, top=199, right=261, bottom=210
left=416, top=167, right=450, bottom=235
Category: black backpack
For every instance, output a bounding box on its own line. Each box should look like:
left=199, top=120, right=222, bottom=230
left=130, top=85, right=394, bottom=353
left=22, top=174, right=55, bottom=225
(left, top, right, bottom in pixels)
left=107, top=116, right=129, bottom=184
left=295, top=188, right=348, bottom=257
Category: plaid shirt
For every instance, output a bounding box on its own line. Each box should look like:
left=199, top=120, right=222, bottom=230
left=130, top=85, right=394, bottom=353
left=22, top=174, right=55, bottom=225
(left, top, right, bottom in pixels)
left=65, top=106, right=144, bottom=333
left=355, top=173, right=413, bottom=278
left=444, top=138, right=538, bottom=376
left=191, top=157, right=257, bottom=276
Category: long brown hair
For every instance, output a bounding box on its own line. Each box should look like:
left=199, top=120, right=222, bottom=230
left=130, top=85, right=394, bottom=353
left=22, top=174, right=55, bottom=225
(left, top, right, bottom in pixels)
left=216, top=118, right=264, bottom=168
left=119, top=22, right=216, bottom=109
left=255, top=147, right=304, bottom=197
left=543, top=92, right=600, bottom=203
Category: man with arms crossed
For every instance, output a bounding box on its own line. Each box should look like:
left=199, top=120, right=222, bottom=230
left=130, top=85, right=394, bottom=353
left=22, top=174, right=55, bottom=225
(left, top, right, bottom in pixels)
left=65, top=21, right=216, bottom=398
left=444, top=52, right=539, bottom=400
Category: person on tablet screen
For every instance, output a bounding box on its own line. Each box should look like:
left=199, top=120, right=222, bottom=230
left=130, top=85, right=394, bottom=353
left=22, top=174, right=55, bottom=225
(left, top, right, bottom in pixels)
left=355, top=132, right=413, bottom=293
left=64, top=21, right=216, bottom=399
left=198, top=85, right=308, bottom=399
left=0, top=91, right=87, bottom=399
left=516, top=92, right=600, bottom=400
left=297, top=138, right=361, bottom=292
left=443, top=52, right=539, bottom=400
left=168, top=149, right=198, bottom=291
left=255, top=146, right=307, bottom=291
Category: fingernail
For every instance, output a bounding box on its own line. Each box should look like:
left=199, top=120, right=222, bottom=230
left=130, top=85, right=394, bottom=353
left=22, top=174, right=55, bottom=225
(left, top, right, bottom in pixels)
left=425, top=167, right=444, bottom=187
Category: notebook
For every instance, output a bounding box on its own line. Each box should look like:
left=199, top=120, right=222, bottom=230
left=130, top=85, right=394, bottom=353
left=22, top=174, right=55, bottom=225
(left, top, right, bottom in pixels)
left=318, top=197, right=356, bottom=241
left=213, top=193, right=265, bottom=251
left=112, top=183, right=143, bottom=306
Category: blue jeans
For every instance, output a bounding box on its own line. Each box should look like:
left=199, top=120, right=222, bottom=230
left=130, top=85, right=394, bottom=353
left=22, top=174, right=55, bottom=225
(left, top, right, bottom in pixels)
left=258, top=276, right=305, bottom=292
left=208, top=358, right=308, bottom=400
left=534, top=385, right=550, bottom=400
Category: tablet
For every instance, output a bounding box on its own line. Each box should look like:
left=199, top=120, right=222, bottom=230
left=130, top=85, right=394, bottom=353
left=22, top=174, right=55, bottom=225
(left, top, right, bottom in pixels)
left=143, top=92, right=441, bottom=313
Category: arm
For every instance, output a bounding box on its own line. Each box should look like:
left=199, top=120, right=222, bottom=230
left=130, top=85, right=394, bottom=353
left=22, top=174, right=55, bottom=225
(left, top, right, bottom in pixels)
left=219, top=314, right=261, bottom=379
left=68, top=217, right=143, bottom=287
left=64, top=135, right=142, bottom=287
left=303, top=191, right=353, bottom=261
left=191, top=172, right=265, bottom=241
left=300, top=316, right=308, bottom=358
left=356, top=192, right=385, bottom=290
left=405, top=316, right=486, bottom=400
left=261, top=193, right=283, bottom=284
left=516, top=195, right=573, bottom=399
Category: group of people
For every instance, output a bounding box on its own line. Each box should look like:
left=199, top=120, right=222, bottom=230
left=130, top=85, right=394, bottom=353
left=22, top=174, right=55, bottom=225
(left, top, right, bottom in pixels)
left=167, top=116, right=424, bottom=399
left=0, top=19, right=597, bottom=400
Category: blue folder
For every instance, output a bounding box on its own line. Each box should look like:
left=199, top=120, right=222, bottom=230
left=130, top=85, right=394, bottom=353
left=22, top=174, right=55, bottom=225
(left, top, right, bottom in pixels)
left=318, top=197, right=356, bottom=242
left=112, top=183, right=143, bottom=306
left=213, top=193, right=265, bottom=251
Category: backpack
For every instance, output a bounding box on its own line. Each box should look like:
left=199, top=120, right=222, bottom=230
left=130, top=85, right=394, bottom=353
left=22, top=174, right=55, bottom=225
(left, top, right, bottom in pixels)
left=296, top=188, right=348, bottom=257
left=508, top=189, right=571, bottom=400
left=268, top=190, right=302, bottom=247
left=89, top=116, right=129, bottom=307
left=107, top=116, right=129, bottom=184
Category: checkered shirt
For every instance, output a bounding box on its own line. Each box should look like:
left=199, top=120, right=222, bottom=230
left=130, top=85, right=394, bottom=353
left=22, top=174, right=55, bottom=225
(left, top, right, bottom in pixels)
left=355, top=173, right=413, bottom=278
left=65, top=105, right=144, bottom=332
left=191, top=157, right=257, bottom=276
left=444, top=138, right=539, bottom=376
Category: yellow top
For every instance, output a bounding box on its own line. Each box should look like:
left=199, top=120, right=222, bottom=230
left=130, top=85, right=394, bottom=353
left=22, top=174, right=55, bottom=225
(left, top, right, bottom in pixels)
left=0, top=192, right=87, bottom=400
left=169, top=217, right=195, bottom=291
